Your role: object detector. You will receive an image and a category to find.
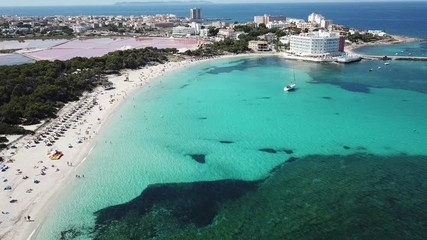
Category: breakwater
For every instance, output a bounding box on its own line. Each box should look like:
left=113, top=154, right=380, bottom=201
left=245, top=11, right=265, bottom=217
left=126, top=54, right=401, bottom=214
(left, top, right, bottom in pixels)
left=361, top=55, right=427, bottom=61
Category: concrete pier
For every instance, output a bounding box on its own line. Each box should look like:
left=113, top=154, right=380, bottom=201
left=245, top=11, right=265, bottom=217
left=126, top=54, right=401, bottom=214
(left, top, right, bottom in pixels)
left=360, top=55, right=427, bottom=61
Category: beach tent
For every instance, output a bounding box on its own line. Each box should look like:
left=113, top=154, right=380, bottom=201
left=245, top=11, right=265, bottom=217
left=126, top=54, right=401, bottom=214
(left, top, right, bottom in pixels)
left=4, top=185, right=12, bottom=190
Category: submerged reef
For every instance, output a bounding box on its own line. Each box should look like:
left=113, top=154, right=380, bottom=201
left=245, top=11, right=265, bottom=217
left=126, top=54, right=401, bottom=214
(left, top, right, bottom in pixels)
left=92, top=154, right=427, bottom=240
left=340, top=82, right=371, bottom=93
left=187, top=154, right=206, bottom=164
left=93, top=180, right=259, bottom=239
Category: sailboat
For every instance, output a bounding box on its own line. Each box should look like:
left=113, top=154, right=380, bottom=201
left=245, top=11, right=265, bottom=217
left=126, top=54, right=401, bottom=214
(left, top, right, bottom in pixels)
left=284, top=68, right=296, bottom=92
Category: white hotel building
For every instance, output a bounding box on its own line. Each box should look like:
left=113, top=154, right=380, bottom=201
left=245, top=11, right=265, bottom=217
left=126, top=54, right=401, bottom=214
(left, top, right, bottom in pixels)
left=289, top=31, right=344, bottom=56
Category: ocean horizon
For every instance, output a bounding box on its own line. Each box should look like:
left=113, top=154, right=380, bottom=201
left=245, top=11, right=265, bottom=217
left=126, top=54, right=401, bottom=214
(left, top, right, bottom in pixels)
left=1, top=2, right=427, bottom=37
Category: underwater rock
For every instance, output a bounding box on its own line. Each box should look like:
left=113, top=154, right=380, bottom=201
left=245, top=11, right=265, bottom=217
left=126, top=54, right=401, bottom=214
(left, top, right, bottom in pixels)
left=91, top=154, right=427, bottom=240
left=322, top=96, right=332, bottom=100
left=198, top=117, right=208, bottom=120
left=343, top=146, right=351, bottom=150
left=188, top=154, right=206, bottom=164
left=259, top=148, right=277, bottom=154
left=219, top=140, right=234, bottom=144
left=282, top=149, right=294, bottom=154
left=340, top=82, right=370, bottom=93
left=180, top=83, right=190, bottom=89
left=93, top=179, right=259, bottom=239
left=60, top=228, right=86, bottom=240
left=286, top=157, right=298, bottom=163
left=356, top=146, right=367, bottom=151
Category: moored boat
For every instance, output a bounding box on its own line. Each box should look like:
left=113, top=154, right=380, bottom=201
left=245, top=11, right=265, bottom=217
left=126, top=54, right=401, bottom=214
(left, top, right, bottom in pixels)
left=284, top=83, right=296, bottom=91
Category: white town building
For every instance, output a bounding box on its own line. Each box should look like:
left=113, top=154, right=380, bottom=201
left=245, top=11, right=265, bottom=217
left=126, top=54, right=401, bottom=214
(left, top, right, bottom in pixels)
left=266, top=21, right=287, bottom=29
left=368, top=30, right=387, bottom=37
left=320, top=19, right=333, bottom=30
left=217, top=28, right=236, bottom=39
left=254, top=14, right=286, bottom=27
left=254, top=16, right=265, bottom=25
left=308, top=13, right=325, bottom=25
left=248, top=40, right=270, bottom=51
left=289, top=31, right=344, bottom=56
left=172, top=26, right=196, bottom=37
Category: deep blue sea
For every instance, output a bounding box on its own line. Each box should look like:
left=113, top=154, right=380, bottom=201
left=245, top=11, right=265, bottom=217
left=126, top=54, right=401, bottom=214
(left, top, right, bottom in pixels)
left=1, top=2, right=427, bottom=37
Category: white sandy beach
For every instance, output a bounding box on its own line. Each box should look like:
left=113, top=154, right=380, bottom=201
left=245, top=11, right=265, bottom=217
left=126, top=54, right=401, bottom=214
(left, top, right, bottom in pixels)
left=0, top=54, right=236, bottom=240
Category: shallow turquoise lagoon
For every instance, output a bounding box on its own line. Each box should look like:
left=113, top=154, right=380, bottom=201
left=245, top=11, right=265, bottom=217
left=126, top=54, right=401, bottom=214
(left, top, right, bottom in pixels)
left=34, top=55, right=427, bottom=239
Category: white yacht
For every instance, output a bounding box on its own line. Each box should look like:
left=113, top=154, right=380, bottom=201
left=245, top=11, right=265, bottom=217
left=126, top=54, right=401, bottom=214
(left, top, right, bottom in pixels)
left=284, top=69, right=296, bottom=92
left=284, top=83, right=296, bottom=91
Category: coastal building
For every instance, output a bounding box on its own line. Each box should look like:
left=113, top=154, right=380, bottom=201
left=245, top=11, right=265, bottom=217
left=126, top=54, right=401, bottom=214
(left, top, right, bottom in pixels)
left=279, top=36, right=291, bottom=44
left=261, top=32, right=276, bottom=43
left=217, top=28, right=236, bottom=39
left=172, top=26, right=196, bottom=37
left=320, top=19, right=333, bottom=30
left=190, top=8, right=202, bottom=20
left=211, top=21, right=229, bottom=28
left=150, top=22, right=174, bottom=29
left=286, top=18, right=306, bottom=29
left=72, top=24, right=91, bottom=33
left=266, top=21, right=287, bottom=29
left=254, top=16, right=265, bottom=26
left=199, top=28, right=209, bottom=38
left=248, top=40, right=270, bottom=51
left=289, top=31, right=344, bottom=56
left=190, top=22, right=201, bottom=35
left=253, top=14, right=286, bottom=26
left=368, top=30, right=387, bottom=37
left=267, top=15, right=286, bottom=23
left=308, top=13, right=325, bottom=25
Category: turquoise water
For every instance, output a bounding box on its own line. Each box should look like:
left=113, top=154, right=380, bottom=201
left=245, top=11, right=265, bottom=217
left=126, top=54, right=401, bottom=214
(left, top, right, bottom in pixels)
left=354, top=41, right=427, bottom=57
left=34, top=55, right=427, bottom=239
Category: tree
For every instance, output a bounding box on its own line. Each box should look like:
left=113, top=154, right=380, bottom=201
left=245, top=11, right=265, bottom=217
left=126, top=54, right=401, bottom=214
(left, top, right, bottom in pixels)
left=62, top=26, right=74, bottom=35
left=108, top=25, right=119, bottom=32
left=208, top=27, right=219, bottom=36
left=0, top=47, right=173, bottom=127
left=275, top=29, right=286, bottom=38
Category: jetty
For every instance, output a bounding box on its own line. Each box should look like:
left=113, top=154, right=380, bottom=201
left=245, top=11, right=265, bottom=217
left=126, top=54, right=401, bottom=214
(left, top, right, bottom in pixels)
left=360, top=55, right=427, bottom=61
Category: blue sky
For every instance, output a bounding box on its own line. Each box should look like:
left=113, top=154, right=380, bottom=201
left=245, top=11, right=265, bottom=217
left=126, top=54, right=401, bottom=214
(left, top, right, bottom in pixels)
left=0, top=0, right=425, bottom=7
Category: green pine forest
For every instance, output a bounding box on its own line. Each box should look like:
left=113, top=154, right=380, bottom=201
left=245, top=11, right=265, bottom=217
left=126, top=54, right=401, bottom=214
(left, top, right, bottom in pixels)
left=0, top=47, right=179, bottom=137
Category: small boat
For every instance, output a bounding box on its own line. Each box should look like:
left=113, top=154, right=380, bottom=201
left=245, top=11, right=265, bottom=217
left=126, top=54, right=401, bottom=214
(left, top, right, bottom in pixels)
left=284, top=83, right=296, bottom=91
left=384, top=62, right=390, bottom=65
left=369, top=68, right=373, bottom=72
left=336, top=55, right=361, bottom=63
left=284, top=69, right=296, bottom=92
